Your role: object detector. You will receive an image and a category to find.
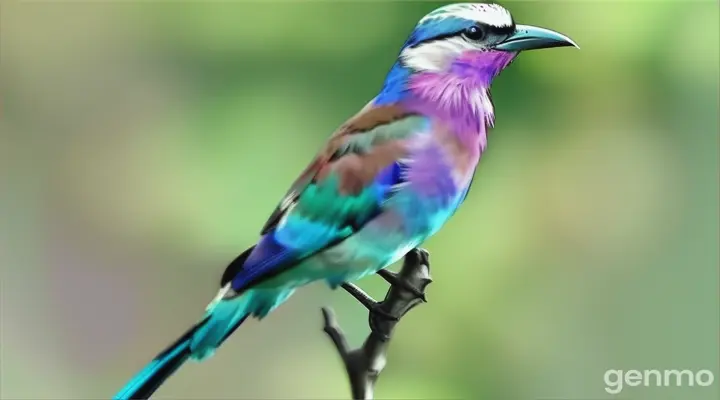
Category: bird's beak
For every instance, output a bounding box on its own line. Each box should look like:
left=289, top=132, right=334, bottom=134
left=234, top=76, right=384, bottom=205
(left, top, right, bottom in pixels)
left=494, top=24, right=579, bottom=51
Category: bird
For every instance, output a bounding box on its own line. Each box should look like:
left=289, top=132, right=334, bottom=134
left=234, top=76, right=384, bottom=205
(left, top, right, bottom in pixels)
left=113, top=3, right=577, bottom=399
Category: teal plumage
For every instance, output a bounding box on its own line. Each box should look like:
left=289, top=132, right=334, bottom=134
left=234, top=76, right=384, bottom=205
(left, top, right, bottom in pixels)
left=113, top=107, right=432, bottom=400
left=113, top=107, right=463, bottom=399
left=113, top=3, right=577, bottom=397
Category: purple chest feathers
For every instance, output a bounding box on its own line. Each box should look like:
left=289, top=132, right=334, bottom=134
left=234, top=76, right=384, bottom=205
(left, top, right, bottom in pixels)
left=402, top=50, right=516, bottom=152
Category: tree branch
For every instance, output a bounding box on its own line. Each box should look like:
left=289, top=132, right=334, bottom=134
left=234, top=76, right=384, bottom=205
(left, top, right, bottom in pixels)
left=321, top=248, right=433, bottom=400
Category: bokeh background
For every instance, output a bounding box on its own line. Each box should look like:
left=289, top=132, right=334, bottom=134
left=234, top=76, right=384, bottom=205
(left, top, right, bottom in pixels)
left=1, top=0, right=718, bottom=399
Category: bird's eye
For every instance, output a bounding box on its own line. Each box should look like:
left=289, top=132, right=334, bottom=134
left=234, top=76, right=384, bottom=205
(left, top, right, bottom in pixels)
left=463, top=25, right=486, bottom=41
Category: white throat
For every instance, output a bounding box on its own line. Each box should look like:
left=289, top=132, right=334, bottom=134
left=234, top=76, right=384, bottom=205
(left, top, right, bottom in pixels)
left=400, top=37, right=477, bottom=72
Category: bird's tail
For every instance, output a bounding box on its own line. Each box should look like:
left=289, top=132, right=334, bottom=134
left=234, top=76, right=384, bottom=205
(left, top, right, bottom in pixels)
left=113, top=290, right=254, bottom=400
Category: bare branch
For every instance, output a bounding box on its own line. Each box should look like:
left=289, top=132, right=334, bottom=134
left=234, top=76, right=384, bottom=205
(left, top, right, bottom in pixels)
left=321, top=248, right=433, bottom=400
left=321, top=307, right=349, bottom=356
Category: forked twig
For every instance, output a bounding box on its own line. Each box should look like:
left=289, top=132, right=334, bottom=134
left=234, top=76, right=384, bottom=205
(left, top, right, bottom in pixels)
left=321, top=248, right=433, bottom=399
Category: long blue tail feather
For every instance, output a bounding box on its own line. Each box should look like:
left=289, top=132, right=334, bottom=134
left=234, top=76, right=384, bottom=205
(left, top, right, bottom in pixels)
left=113, top=318, right=206, bottom=400
left=113, top=295, right=253, bottom=399
left=114, top=244, right=297, bottom=399
left=188, top=295, right=253, bottom=361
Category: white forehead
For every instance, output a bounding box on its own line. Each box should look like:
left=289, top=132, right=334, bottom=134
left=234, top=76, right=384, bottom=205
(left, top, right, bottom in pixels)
left=419, top=3, right=513, bottom=29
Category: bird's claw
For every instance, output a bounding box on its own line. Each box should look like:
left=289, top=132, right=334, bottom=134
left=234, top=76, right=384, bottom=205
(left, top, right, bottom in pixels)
left=340, top=282, right=398, bottom=322
left=377, top=269, right=427, bottom=302
left=368, top=303, right=398, bottom=341
left=369, top=303, right=399, bottom=322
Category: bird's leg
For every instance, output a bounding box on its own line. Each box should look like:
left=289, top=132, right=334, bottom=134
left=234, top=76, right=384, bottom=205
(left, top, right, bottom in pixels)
left=322, top=248, right=433, bottom=399
left=340, top=283, right=375, bottom=309
left=376, top=269, right=427, bottom=302
left=341, top=283, right=399, bottom=322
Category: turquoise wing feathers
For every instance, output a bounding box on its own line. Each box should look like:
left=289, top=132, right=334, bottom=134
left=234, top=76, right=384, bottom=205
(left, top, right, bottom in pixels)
left=260, top=103, right=423, bottom=234
left=231, top=104, right=426, bottom=292
left=113, top=103, right=428, bottom=400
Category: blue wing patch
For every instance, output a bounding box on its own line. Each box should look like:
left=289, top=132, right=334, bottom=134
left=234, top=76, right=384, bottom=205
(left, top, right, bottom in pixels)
left=230, top=161, right=405, bottom=293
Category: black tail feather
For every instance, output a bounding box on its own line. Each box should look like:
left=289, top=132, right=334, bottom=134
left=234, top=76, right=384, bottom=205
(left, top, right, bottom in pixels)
left=220, top=246, right=255, bottom=288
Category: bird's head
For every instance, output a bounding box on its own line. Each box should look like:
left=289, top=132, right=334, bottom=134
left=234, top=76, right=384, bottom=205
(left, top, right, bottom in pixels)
left=398, top=3, right=578, bottom=83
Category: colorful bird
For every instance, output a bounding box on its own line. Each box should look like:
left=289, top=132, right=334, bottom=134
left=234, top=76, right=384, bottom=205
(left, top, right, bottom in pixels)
left=114, top=3, right=577, bottom=399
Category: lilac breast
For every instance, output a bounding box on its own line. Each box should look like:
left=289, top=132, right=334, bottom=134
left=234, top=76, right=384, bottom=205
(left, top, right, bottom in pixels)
left=402, top=50, right=517, bottom=152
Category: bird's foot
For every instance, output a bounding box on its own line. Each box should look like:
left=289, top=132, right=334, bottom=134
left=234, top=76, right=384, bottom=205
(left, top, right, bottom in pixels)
left=369, top=303, right=399, bottom=322
left=376, top=269, right=427, bottom=302
left=340, top=283, right=398, bottom=322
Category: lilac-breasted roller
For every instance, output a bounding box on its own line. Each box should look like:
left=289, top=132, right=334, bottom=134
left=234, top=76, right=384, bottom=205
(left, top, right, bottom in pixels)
left=114, top=3, right=577, bottom=398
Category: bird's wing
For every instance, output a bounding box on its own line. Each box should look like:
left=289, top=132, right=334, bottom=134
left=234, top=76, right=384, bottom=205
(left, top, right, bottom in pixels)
left=231, top=103, right=426, bottom=292
left=260, top=102, right=415, bottom=234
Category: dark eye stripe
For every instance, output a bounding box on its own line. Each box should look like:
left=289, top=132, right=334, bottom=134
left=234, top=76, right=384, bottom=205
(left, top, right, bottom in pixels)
left=407, top=22, right=516, bottom=49
left=407, top=30, right=466, bottom=48
left=492, top=24, right=516, bottom=36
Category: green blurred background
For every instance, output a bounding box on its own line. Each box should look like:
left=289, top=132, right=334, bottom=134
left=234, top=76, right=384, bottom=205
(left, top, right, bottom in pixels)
left=1, top=0, right=718, bottom=399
